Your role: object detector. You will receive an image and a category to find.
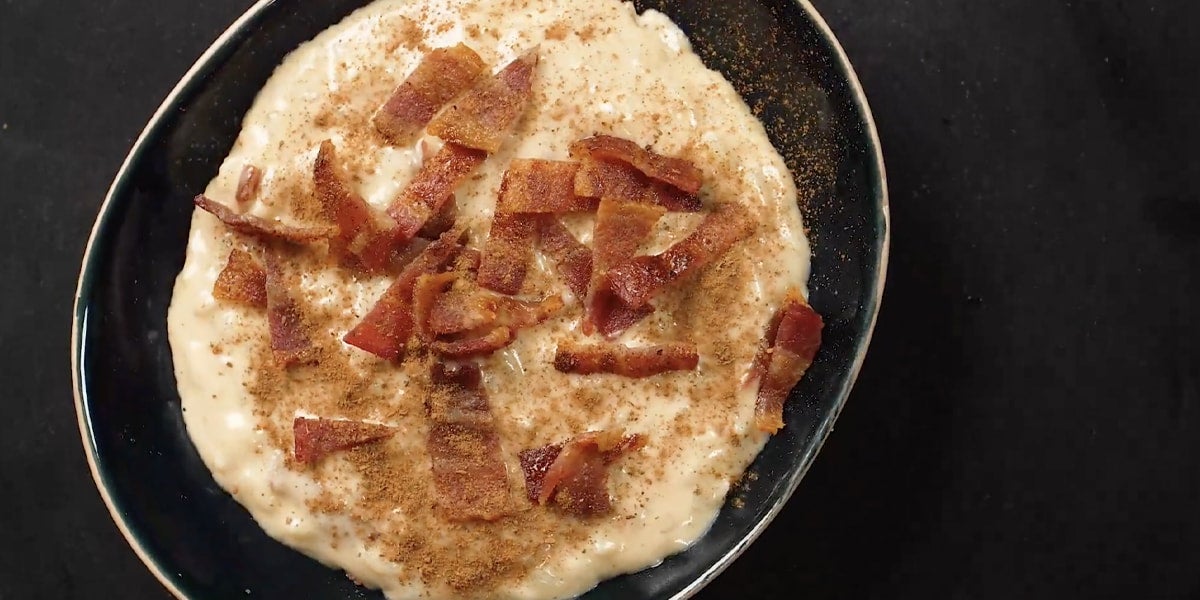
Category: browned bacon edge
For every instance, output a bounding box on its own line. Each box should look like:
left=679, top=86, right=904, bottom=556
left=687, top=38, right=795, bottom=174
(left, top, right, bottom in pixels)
left=412, top=272, right=462, bottom=341
left=314, top=140, right=402, bottom=272
left=497, top=159, right=596, bottom=214
left=387, top=142, right=487, bottom=242
left=194, top=195, right=335, bottom=243
left=213, top=248, right=267, bottom=308
left=553, top=342, right=699, bottom=378
left=426, top=362, right=513, bottom=521
left=235, top=164, right=263, bottom=206
left=430, top=326, right=515, bottom=359
left=753, top=291, right=823, bottom=433
left=570, top=135, right=703, bottom=195
left=518, top=431, right=645, bottom=517
left=264, top=250, right=317, bottom=367
left=373, top=44, right=486, bottom=144
left=538, top=218, right=593, bottom=300
left=293, top=417, right=396, bottom=465
left=606, top=203, right=755, bottom=308
left=427, top=48, right=539, bottom=154
left=343, top=229, right=465, bottom=360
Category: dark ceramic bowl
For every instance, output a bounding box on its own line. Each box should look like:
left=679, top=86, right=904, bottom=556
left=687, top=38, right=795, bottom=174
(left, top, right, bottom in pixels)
left=72, top=0, right=887, bottom=598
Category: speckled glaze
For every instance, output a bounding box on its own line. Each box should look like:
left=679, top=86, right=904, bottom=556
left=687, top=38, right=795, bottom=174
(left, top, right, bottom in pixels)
left=71, top=1, right=887, bottom=598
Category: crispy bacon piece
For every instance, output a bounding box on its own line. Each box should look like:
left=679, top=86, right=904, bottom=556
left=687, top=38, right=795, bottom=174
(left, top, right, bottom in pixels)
left=426, top=362, right=513, bottom=520
left=343, top=229, right=465, bottom=359
left=235, top=164, right=263, bottom=206
left=212, top=249, right=267, bottom=308
left=570, top=135, right=703, bottom=195
left=477, top=212, right=537, bottom=295
left=573, top=157, right=702, bottom=212
left=430, top=326, right=515, bottom=359
left=293, top=417, right=396, bottom=465
left=606, top=203, right=755, bottom=308
left=753, top=292, right=824, bottom=433
left=583, top=199, right=665, bottom=336
left=194, top=195, right=335, bottom=243
left=427, top=49, right=539, bottom=154
left=412, top=272, right=461, bottom=340
left=519, top=431, right=645, bottom=516
left=553, top=342, right=699, bottom=378
left=387, top=143, right=487, bottom=241
left=373, top=44, right=487, bottom=144
left=426, top=283, right=494, bottom=336
left=314, top=140, right=401, bottom=271
left=538, top=218, right=592, bottom=299
left=496, top=160, right=595, bottom=213
left=264, top=251, right=316, bottom=367
left=418, top=197, right=458, bottom=240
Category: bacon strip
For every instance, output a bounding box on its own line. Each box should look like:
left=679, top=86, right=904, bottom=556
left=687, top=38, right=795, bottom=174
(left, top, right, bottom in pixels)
left=427, top=49, right=539, bottom=154
left=519, top=431, right=645, bottom=516
left=477, top=212, right=537, bottom=295
left=194, top=195, right=335, bottom=243
left=418, top=197, right=458, bottom=240
left=373, top=44, right=486, bottom=144
left=538, top=218, right=592, bottom=299
left=411, top=272, right=462, bottom=340
left=293, top=417, right=396, bottom=465
left=606, top=203, right=755, bottom=308
left=496, top=160, right=595, bottom=213
left=212, top=249, right=267, bottom=308
left=387, top=142, right=487, bottom=241
left=426, top=362, right=513, bottom=521
left=570, top=135, right=703, bottom=195
left=264, top=250, right=316, bottom=367
left=753, top=292, right=823, bottom=433
left=314, top=140, right=401, bottom=272
left=430, top=326, right=514, bottom=359
left=584, top=199, right=664, bottom=336
left=343, top=229, right=465, bottom=360
left=553, top=342, right=698, bottom=378
left=573, top=157, right=702, bottom=212
left=235, top=164, right=263, bottom=206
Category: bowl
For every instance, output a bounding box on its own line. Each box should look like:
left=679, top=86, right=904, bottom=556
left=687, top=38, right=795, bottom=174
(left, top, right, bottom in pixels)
left=71, top=0, right=888, bottom=597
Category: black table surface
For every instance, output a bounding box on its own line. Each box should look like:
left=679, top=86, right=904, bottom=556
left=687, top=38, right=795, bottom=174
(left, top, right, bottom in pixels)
left=3, top=0, right=1198, bottom=598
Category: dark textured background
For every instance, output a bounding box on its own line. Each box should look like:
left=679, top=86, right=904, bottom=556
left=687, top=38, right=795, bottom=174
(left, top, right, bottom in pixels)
left=2, top=0, right=1198, bottom=598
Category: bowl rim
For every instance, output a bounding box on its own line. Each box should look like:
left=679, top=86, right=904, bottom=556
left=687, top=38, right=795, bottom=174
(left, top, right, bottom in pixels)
left=70, top=0, right=889, bottom=598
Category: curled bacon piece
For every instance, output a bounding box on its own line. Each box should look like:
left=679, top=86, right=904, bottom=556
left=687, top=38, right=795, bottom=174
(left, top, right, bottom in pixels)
left=538, top=218, right=592, bottom=300
left=422, top=275, right=563, bottom=358
left=418, top=197, right=458, bottom=240
left=496, top=160, right=594, bottom=214
left=573, top=157, right=702, bottom=212
left=584, top=199, right=664, bottom=336
left=553, top=342, right=699, bottom=378
left=752, top=292, right=824, bottom=433
left=194, top=195, right=335, bottom=243
left=342, top=229, right=465, bottom=360
left=212, top=249, right=267, bottom=308
left=426, top=362, right=513, bottom=521
left=373, top=44, right=486, bottom=144
left=427, top=48, right=539, bottom=154
left=314, top=140, right=401, bottom=272
left=477, top=212, right=537, bottom=295
left=570, top=135, right=703, bottom=195
left=387, top=142, right=487, bottom=241
left=606, top=203, right=755, bottom=308
left=293, top=417, right=396, bottom=465
left=430, top=326, right=514, bottom=359
left=264, top=250, right=316, bottom=367
left=519, top=431, right=645, bottom=517
left=235, top=164, right=263, bottom=206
